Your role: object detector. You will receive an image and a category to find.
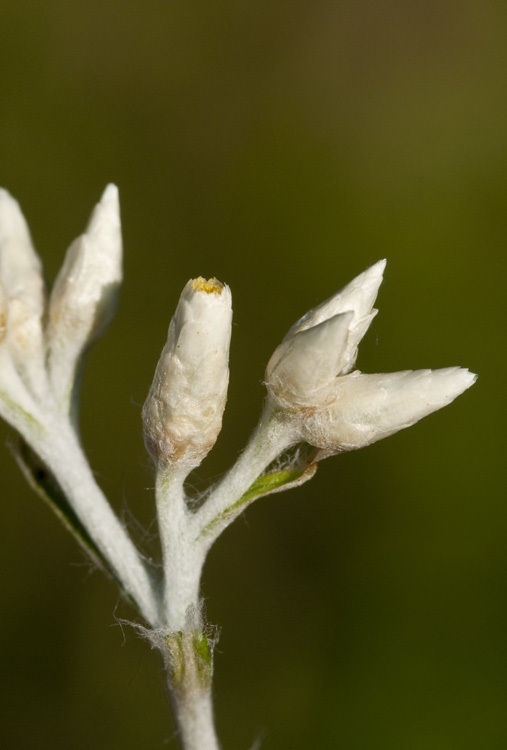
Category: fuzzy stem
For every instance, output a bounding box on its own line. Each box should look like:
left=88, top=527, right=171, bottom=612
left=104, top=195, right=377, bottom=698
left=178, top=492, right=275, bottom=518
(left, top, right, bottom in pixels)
left=152, top=408, right=296, bottom=748
left=193, top=406, right=296, bottom=545
left=160, top=628, right=219, bottom=750
left=35, top=418, right=163, bottom=627
left=155, top=466, right=206, bottom=631
left=171, top=683, right=219, bottom=750
left=154, top=469, right=219, bottom=748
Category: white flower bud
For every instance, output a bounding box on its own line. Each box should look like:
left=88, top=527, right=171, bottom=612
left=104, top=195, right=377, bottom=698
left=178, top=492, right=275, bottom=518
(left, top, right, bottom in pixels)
left=143, top=277, right=232, bottom=469
left=264, top=260, right=476, bottom=457
left=0, top=189, right=45, bottom=312
left=0, top=280, right=44, bottom=430
left=266, top=311, right=353, bottom=409
left=0, top=280, right=7, bottom=343
left=0, top=189, right=47, bottom=396
left=46, top=184, right=122, bottom=407
left=0, top=345, right=44, bottom=430
left=302, top=368, right=477, bottom=457
left=266, top=260, right=385, bottom=410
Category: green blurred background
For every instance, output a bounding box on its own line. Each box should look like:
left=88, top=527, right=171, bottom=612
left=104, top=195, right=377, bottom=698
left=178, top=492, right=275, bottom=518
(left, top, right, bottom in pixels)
left=0, top=1, right=503, bottom=748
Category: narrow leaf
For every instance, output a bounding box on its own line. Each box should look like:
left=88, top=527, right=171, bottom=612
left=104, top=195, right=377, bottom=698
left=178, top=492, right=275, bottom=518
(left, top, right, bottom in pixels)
left=199, top=460, right=317, bottom=540
left=11, top=439, right=114, bottom=577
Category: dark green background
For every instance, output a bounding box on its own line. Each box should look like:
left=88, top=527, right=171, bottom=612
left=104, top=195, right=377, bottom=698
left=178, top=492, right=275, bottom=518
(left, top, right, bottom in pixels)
left=0, top=2, right=503, bottom=748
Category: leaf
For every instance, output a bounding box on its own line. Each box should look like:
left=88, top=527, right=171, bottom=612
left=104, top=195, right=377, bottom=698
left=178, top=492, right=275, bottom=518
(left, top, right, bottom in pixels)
left=199, top=460, right=318, bottom=540
left=11, top=438, right=114, bottom=576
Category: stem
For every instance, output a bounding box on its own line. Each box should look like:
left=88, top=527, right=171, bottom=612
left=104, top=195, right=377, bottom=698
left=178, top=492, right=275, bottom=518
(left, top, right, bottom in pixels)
left=171, top=681, right=219, bottom=750
left=160, top=629, right=219, bottom=750
left=151, top=409, right=296, bottom=748
left=155, top=466, right=206, bottom=631
left=36, top=418, right=163, bottom=627
left=154, top=467, right=220, bottom=748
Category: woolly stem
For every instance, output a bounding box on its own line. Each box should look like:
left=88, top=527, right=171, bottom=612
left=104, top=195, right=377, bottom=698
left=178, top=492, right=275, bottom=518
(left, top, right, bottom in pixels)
left=171, top=685, right=219, bottom=750
left=161, top=628, right=219, bottom=750
left=151, top=408, right=296, bottom=748
left=193, top=405, right=296, bottom=546
left=34, top=417, right=163, bottom=627
left=155, top=466, right=206, bottom=631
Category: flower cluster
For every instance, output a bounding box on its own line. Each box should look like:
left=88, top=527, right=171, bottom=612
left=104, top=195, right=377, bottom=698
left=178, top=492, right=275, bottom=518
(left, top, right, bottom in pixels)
left=0, top=185, right=122, bottom=438
left=0, top=185, right=477, bottom=750
left=0, top=186, right=163, bottom=627
left=0, top=184, right=476, bottom=480
left=264, top=260, right=476, bottom=459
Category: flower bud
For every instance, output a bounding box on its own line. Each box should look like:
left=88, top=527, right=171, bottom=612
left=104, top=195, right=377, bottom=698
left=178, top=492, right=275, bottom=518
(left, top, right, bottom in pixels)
left=0, top=278, right=44, bottom=428
left=0, top=189, right=46, bottom=395
left=266, top=311, right=353, bottom=409
left=0, top=281, right=7, bottom=343
left=143, top=277, right=232, bottom=469
left=266, top=260, right=385, bottom=410
left=46, top=184, right=122, bottom=407
left=302, top=367, right=477, bottom=458
left=0, top=189, right=45, bottom=312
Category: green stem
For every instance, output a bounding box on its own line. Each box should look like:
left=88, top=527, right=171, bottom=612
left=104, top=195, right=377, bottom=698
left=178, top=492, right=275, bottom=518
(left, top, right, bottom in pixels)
left=162, top=629, right=219, bottom=750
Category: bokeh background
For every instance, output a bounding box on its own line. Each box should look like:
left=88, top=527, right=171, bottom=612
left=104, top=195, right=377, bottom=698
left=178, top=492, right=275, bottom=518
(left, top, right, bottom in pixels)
left=0, top=2, right=504, bottom=748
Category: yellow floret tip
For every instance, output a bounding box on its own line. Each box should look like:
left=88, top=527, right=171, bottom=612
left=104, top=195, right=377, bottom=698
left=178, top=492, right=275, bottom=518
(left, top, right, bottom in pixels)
left=192, top=277, right=223, bottom=295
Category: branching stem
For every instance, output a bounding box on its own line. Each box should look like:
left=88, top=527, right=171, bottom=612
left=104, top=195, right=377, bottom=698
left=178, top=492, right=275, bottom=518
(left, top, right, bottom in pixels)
left=36, top=417, right=163, bottom=627
left=193, top=405, right=296, bottom=547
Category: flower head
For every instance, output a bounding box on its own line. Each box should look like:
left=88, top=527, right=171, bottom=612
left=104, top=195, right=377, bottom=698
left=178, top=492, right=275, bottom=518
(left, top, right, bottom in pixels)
left=302, top=367, right=477, bottom=458
left=0, top=189, right=46, bottom=402
left=47, top=184, right=122, bottom=408
left=266, top=260, right=385, bottom=409
left=0, top=185, right=123, bottom=434
left=265, top=261, right=476, bottom=457
left=143, top=277, right=232, bottom=469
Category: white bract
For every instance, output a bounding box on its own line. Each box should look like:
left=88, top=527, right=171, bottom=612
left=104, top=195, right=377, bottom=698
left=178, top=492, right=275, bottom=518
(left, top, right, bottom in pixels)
left=265, top=261, right=476, bottom=456
left=142, top=277, right=232, bottom=469
left=0, top=189, right=477, bottom=750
